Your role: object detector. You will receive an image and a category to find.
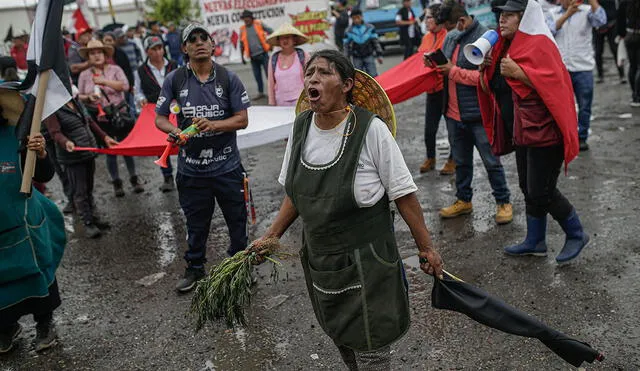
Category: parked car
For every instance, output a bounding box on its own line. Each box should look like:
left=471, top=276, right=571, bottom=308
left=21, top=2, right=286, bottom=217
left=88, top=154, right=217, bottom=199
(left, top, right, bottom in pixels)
left=362, top=0, right=423, bottom=48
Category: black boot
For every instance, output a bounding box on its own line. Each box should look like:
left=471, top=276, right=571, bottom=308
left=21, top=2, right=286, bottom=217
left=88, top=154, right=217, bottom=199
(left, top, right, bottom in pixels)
left=130, top=176, right=145, bottom=193
left=159, top=175, right=175, bottom=192
left=113, top=179, right=125, bottom=197
left=0, top=323, right=21, bottom=354
left=34, top=318, right=57, bottom=352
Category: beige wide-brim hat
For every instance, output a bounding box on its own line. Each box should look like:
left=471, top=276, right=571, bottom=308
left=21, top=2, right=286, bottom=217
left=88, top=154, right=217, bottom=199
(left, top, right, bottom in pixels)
left=266, top=23, right=309, bottom=47
left=296, top=69, right=397, bottom=137
left=0, top=88, right=25, bottom=126
left=79, top=39, right=114, bottom=60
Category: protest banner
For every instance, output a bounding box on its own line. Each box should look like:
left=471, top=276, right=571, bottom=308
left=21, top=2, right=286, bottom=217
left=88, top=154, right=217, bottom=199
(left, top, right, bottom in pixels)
left=199, top=0, right=333, bottom=64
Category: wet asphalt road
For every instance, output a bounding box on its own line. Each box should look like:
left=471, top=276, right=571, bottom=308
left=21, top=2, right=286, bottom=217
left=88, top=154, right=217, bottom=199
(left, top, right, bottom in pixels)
left=2, top=49, right=640, bottom=370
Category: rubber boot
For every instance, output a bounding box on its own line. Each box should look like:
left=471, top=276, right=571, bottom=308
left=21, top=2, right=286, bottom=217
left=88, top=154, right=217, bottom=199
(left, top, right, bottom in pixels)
left=504, top=215, right=548, bottom=256
left=159, top=175, right=175, bottom=192
left=113, top=179, right=125, bottom=197
left=555, top=209, right=590, bottom=264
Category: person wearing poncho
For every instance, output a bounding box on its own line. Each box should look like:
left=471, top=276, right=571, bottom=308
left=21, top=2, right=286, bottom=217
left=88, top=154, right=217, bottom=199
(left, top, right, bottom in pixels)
left=0, top=88, right=67, bottom=353
left=251, top=49, right=444, bottom=369
left=478, top=0, right=589, bottom=264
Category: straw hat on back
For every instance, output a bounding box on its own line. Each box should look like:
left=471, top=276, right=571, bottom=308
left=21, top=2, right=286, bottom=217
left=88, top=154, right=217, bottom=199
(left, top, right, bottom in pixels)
left=79, top=39, right=114, bottom=60
left=0, top=87, right=25, bottom=126
left=266, top=23, right=309, bottom=47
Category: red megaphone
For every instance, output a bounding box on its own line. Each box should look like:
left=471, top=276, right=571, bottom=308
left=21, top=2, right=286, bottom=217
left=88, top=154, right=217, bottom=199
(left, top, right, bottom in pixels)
left=97, top=103, right=106, bottom=118
left=154, top=143, right=172, bottom=168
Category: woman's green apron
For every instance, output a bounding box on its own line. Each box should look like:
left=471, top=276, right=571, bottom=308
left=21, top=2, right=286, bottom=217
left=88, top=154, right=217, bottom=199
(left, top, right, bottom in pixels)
left=0, top=125, right=66, bottom=311
left=285, top=107, right=410, bottom=352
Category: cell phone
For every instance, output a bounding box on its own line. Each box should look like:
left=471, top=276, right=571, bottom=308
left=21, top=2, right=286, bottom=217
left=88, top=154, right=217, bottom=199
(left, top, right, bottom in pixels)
left=425, top=49, right=449, bottom=66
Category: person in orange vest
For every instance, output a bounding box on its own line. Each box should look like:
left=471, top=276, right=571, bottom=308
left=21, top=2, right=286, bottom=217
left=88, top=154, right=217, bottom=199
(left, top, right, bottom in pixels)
left=239, top=10, right=273, bottom=100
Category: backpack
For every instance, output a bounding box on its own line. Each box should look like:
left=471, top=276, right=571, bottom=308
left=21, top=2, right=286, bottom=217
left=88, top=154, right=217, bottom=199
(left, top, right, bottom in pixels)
left=170, top=63, right=230, bottom=105
left=271, top=48, right=306, bottom=83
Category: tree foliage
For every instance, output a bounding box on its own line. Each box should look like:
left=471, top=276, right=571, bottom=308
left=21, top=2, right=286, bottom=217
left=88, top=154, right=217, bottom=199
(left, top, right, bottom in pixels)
left=145, top=0, right=200, bottom=25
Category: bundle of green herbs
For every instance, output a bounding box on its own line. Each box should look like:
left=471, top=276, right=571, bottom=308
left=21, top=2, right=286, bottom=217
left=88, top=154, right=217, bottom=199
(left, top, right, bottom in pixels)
left=190, top=237, right=284, bottom=330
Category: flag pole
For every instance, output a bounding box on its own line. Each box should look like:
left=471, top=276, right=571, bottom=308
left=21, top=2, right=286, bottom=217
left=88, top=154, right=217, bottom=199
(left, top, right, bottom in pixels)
left=20, top=69, right=51, bottom=194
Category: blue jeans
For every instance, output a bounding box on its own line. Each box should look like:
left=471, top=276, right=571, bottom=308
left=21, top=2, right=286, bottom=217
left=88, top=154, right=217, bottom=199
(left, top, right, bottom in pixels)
left=447, top=118, right=510, bottom=204
left=176, top=167, right=248, bottom=266
left=250, top=52, right=269, bottom=94
left=352, top=56, right=378, bottom=77
left=569, top=71, right=593, bottom=142
left=106, top=155, right=136, bottom=181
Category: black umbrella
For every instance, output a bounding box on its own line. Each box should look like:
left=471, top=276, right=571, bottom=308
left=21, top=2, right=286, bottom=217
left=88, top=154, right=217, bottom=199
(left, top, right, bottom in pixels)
left=101, top=23, right=125, bottom=32
left=431, top=270, right=605, bottom=367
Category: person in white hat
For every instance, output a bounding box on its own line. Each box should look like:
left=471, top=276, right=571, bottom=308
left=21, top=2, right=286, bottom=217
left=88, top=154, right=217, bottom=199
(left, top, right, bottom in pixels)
left=266, top=23, right=310, bottom=106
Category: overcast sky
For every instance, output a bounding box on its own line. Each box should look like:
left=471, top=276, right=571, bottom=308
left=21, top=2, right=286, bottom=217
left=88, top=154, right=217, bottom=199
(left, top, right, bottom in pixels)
left=0, top=0, right=138, bottom=9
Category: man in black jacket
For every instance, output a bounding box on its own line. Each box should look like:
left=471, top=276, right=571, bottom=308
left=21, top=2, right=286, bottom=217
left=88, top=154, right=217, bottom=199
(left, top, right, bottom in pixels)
left=136, top=35, right=178, bottom=191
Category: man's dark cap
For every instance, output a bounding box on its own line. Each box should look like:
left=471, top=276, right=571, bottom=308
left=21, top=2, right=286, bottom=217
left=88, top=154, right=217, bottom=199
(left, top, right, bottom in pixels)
left=241, top=10, right=254, bottom=19
left=181, top=23, right=211, bottom=44
left=495, top=0, right=527, bottom=12
left=351, top=8, right=363, bottom=16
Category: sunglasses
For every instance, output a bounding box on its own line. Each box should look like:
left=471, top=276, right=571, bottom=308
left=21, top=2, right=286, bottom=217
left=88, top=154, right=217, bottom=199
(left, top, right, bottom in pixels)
left=187, top=32, right=209, bottom=43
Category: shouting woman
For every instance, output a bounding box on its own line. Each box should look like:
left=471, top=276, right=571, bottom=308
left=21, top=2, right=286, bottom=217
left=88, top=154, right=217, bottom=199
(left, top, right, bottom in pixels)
left=250, top=50, right=443, bottom=369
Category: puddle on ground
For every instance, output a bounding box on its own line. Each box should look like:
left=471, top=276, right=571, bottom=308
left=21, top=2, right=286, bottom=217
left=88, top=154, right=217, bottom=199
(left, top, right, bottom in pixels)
left=154, top=211, right=176, bottom=267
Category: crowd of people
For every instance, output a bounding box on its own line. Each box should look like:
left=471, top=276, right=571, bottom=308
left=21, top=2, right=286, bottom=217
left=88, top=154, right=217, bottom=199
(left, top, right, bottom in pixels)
left=1, top=0, right=639, bottom=367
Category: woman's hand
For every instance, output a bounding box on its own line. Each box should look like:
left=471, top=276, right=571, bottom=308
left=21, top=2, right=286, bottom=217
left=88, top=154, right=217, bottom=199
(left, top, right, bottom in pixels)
left=88, top=93, right=100, bottom=103
left=65, top=140, right=75, bottom=152
left=26, top=133, right=47, bottom=159
left=500, top=56, right=521, bottom=79
left=104, top=136, right=119, bottom=148
left=245, top=235, right=278, bottom=265
left=93, top=75, right=106, bottom=85
left=479, top=55, right=493, bottom=72
left=418, top=247, right=444, bottom=279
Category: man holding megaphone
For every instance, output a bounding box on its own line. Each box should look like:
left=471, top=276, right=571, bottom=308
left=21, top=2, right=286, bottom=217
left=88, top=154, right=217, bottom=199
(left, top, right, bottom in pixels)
left=433, top=0, right=513, bottom=225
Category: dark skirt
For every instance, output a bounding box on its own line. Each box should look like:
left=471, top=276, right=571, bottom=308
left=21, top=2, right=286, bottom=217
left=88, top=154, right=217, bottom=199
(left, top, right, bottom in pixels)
left=0, top=279, right=61, bottom=327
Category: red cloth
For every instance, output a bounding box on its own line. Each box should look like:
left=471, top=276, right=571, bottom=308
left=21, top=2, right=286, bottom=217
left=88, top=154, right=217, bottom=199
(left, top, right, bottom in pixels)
left=10, top=45, right=28, bottom=70
left=375, top=52, right=439, bottom=104
left=478, top=0, right=579, bottom=170
left=75, top=103, right=177, bottom=156
left=71, top=8, right=91, bottom=36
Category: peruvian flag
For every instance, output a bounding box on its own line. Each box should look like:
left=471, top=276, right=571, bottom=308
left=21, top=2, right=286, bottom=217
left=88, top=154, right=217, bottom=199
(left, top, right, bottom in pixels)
left=68, top=8, right=91, bottom=36
left=479, top=0, right=579, bottom=168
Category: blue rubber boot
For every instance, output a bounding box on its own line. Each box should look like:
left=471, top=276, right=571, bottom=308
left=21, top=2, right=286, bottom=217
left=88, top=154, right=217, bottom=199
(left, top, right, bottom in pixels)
left=504, top=215, right=548, bottom=256
left=556, top=209, right=590, bottom=264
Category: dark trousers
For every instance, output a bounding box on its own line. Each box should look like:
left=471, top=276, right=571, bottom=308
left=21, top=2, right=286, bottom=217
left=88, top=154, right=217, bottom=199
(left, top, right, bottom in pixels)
left=0, top=280, right=60, bottom=328
left=515, top=146, right=573, bottom=219
left=47, top=140, right=72, bottom=201
left=447, top=118, right=511, bottom=203
left=424, top=90, right=448, bottom=159
left=66, top=159, right=96, bottom=224
left=625, top=34, right=640, bottom=102
left=569, top=71, right=594, bottom=141
left=250, top=52, right=269, bottom=94
left=594, top=27, right=624, bottom=79
left=176, top=167, right=248, bottom=266
left=402, top=41, right=416, bottom=60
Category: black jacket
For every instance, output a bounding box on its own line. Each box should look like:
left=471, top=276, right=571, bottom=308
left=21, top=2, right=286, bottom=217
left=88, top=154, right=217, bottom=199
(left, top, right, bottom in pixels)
left=113, top=47, right=135, bottom=88
left=137, top=59, right=178, bottom=103
left=618, top=0, right=640, bottom=37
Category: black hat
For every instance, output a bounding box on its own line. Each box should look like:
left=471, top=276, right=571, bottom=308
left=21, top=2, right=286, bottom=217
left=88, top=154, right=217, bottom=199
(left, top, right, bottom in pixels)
left=495, top=0, right=527, bottom=12
left=240, top=10, right=254, bottom=19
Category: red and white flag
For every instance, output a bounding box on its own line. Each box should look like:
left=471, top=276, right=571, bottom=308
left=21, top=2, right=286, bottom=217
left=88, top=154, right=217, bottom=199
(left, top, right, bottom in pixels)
left=68, top=8, right=91, bottom=36
left=480, top=0, right=579, bottom=167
